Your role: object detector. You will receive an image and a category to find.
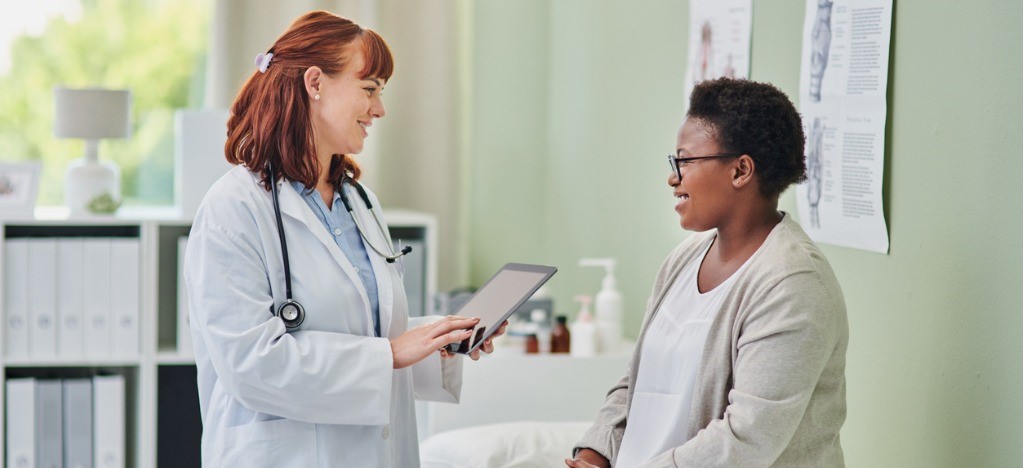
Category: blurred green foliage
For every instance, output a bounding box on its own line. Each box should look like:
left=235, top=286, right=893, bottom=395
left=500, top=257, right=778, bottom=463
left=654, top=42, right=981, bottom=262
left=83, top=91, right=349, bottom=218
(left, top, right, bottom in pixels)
left=0, top=0, right=211, bottom=206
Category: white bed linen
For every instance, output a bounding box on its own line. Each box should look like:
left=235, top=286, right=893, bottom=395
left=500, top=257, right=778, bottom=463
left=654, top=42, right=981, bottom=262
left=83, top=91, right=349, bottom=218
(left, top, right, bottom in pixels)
left=420, top=421, right=590, bottom=468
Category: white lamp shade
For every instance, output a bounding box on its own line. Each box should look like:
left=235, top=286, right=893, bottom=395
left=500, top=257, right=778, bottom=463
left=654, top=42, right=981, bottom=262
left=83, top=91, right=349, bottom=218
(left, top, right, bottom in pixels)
left=54, top=87, right=132, bottom=139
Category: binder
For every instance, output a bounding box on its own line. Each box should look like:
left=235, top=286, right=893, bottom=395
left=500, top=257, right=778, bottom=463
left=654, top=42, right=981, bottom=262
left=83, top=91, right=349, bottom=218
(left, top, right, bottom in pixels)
left=4, top=239, right=30, bottom=358
left=57, top=239, right=86, bottom=357
left=37, top=379, right=64, bottom=468
left=110, top=239, right=140, bottom=357
left=93, top=374, right=125, bottom=468
left=28, top=238, right=58, bottom=357
left=83, top=239, right=112, bottom=357
left=63, top=379, right=94, bottom=468
left=177, top=236, right=193, bottom=356
left=6, top=378, right=36, bottom=468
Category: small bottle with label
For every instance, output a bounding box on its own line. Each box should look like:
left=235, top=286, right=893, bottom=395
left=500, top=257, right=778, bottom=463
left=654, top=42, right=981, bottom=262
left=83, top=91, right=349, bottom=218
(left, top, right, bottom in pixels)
left=550, top=315, right=571, bottom=354
left=525, top=334, right=539, bottom=354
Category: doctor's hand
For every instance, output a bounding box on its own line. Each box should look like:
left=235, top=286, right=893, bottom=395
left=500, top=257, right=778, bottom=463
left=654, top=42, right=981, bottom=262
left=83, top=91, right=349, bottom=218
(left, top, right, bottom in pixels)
left=390, top=316, right=480, bottom=369
left=467, top=320, right=509, bottom=361
left=565, top=449, right=610, bottom=468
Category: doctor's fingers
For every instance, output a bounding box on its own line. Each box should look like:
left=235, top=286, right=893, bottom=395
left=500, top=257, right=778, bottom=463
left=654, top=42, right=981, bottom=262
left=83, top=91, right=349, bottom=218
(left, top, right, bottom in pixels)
left=490, top=320, right=509, bottom=338
left=430, top=328, right=474, bottom=351
left=475, top=320, right=507, bottom=357
left=427, top=315, right=480, bottom=337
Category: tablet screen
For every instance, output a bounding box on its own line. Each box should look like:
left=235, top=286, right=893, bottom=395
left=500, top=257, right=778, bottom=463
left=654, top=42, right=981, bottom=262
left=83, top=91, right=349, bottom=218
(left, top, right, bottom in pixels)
left=446, top=263, right=556, bottom=354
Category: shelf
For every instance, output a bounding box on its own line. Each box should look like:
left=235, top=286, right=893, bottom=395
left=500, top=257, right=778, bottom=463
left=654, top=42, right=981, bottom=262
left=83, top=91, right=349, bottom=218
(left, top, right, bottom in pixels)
left=31, top=205, right=192, bottom=223
left=3, top=357, right=142, bottom=368
left=155, top=352, right=196, bottom=365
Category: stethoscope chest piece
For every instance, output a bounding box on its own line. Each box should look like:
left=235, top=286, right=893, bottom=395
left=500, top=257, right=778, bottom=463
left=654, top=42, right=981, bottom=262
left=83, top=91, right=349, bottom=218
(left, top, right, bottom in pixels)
left=276, top=300, right=305, bottom=330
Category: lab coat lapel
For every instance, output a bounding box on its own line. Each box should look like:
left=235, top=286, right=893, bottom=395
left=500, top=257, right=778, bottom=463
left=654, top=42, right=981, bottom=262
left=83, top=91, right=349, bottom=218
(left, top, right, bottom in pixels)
left=276, top=181, right=374, bottom=324
left=344, top=184, right=395, bottom=337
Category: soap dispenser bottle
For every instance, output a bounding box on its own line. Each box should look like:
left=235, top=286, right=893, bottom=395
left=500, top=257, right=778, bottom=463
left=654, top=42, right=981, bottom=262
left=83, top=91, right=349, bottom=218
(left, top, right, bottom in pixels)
left=579, top=258, right=623, bottom=353
left=570, top=295, right=597, bottom=357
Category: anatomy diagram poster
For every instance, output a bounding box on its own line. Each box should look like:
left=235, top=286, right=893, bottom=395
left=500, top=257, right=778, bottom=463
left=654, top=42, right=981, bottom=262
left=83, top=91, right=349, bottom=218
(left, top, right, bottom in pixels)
left=796, top=0, right=892, bottom=253
left=683, top=0, right=752, bottom=100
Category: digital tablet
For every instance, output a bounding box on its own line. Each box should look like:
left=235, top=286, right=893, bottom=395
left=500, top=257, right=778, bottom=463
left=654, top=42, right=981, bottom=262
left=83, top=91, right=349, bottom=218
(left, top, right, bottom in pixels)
left=445, top=263, right=557, bottom=355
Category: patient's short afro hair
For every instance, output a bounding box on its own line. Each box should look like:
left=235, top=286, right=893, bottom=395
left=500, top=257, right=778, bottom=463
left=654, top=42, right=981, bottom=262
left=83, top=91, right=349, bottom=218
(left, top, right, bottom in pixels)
left=687, top=78, right=806, bottom=198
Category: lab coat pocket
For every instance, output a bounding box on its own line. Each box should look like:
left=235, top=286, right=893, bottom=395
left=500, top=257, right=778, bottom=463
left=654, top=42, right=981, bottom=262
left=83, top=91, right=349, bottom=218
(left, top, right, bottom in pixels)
left=218, top=418, right=317, bottom=467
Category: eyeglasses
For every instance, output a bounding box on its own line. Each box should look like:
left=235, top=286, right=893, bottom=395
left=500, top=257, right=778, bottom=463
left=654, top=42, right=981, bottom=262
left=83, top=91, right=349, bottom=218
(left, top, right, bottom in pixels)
left=667, top=153, right=742, bottom=180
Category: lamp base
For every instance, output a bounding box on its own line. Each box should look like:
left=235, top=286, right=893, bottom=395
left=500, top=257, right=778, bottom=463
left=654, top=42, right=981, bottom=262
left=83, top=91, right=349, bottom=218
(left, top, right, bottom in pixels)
left=65, top=156, right=121, bottom=215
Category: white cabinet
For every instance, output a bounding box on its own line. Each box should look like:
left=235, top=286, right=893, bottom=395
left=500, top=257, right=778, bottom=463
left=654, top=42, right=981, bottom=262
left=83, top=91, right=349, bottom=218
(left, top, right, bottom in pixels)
left=420, top=350, right=634, bottom=439
left=0, top=209, right=436, bottom=468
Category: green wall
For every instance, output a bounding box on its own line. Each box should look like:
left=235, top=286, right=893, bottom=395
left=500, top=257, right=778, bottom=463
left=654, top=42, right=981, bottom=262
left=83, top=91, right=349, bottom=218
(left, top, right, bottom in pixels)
left=468, top=0, right=1022, bottom=466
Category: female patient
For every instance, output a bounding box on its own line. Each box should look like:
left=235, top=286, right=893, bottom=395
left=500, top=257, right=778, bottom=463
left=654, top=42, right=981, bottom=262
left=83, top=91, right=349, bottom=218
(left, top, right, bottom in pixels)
left=567, top=78, right=848, bottom=467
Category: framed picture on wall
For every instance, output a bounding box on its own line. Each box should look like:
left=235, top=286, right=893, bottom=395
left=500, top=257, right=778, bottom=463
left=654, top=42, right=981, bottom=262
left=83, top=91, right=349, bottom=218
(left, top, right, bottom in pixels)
left=0, top=162, right=41, bottom=219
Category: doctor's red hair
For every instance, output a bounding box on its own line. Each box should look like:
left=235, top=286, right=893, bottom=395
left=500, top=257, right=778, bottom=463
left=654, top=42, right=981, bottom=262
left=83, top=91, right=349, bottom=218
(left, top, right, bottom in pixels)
left=225, top=10, right=394, bottom=191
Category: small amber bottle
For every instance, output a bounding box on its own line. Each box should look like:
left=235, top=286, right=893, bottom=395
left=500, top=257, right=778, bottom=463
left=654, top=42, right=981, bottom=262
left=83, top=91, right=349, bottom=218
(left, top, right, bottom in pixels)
left=525, top=334, right=539, bottom=354
left=550, top=315, right=571, bottom=354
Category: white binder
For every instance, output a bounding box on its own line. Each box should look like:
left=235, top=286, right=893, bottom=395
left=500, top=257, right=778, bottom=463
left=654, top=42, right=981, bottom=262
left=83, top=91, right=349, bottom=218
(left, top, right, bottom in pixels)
left=83, top=239, right=112, bottom=357
left=93, top=374, right=125, bottom=468
left=6, top=378, right=36, bottom=468
left=63, top=379, right=94, bottom=468
left=177, top=236, right=193, bottom=356
left=57, top=239, right=86, bottom=358
left=109, top=239, right=140, bottom=357
left=28, top=239, right=58, bottom=358
left=4, top=239, right=30, bottom=359
left=37, top=379, right=64, bottom=468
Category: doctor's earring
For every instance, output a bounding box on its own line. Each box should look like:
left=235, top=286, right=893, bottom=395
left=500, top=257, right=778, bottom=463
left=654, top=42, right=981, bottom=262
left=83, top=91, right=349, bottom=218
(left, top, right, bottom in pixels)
left=314, top=94, right=320, bottom=101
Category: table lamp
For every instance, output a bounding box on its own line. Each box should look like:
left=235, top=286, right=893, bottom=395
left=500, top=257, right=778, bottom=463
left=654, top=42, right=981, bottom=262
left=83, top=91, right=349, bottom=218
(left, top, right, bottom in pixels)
left=54, top=87, right=132, bottom=215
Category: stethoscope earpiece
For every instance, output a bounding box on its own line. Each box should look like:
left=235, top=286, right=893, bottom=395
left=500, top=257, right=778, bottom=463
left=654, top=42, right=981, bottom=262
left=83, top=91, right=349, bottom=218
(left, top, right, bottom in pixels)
left=339, top=177, right=413, bottom=264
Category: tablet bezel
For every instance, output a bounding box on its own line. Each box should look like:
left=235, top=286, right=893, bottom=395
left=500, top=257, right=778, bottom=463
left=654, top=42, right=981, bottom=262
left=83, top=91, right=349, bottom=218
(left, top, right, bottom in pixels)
left=444, top=263, right=557, bottom=355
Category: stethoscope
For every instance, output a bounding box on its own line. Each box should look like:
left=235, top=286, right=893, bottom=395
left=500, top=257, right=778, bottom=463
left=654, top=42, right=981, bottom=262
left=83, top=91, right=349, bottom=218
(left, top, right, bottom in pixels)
left=268, top=160, right=413, bottom=331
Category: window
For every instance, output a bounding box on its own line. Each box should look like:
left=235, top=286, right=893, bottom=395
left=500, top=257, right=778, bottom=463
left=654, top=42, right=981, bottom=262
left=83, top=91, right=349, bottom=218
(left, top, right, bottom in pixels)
left=0, top=0, right=212, bottom=207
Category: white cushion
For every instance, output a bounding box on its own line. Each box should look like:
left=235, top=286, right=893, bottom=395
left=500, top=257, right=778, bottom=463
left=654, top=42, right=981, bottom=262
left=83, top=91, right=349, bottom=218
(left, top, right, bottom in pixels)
left=420, top=421, right=590, bottom=468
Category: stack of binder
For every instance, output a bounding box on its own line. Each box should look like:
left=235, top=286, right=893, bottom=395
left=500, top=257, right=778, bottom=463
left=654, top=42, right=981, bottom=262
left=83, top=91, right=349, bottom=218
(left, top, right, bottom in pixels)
left=6, top=375, right=125, bottom=468
left=4, top=238, right=140, bottom=360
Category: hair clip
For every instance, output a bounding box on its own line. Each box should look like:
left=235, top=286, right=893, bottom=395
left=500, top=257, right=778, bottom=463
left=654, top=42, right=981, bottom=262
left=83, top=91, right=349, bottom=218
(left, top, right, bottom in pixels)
left=254, top=52, right=274, bottom=73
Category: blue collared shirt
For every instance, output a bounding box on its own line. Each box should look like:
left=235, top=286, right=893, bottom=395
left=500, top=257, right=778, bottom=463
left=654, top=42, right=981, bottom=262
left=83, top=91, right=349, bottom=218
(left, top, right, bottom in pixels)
left=291, top=180, right=380, bottom=337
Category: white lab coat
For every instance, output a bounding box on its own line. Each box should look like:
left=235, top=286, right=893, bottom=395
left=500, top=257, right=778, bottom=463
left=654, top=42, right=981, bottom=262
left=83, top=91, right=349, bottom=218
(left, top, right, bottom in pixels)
left=185, top=166, right=461, bottom=467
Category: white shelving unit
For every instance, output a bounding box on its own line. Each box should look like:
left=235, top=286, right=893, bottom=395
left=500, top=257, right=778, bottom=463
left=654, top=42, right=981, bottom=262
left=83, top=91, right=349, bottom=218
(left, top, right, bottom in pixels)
left=0, top=208, right=437, bottom=468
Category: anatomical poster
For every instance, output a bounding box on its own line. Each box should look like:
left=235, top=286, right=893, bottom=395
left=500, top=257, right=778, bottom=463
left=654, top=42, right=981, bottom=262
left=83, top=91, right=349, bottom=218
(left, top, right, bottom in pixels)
left=796, top=0, right=892, bottom=253
left=683, top=0, right=752, bottom=100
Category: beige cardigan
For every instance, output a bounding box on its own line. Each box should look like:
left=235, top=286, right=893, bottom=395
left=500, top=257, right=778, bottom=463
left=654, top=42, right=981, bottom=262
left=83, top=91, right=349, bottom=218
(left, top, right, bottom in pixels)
left=575, top=214, right=848, bottom=467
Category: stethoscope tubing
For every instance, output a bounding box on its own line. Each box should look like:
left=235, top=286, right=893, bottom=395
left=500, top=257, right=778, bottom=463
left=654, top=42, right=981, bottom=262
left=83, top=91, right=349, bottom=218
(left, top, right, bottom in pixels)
left=268, top=160, right=295, bottom=301
left=339, top=176, right=409, bottom=263
left=267, top=163, right=412, bottom=331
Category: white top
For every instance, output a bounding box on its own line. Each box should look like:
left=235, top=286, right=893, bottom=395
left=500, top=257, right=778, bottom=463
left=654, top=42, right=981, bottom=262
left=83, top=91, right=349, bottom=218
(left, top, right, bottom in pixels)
left=616, top=240, right=751, bottom=467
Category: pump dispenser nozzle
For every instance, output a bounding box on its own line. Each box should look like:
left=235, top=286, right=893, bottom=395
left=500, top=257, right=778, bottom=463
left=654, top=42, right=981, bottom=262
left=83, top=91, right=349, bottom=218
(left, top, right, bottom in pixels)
left=579, top=258, right=616, bottom=290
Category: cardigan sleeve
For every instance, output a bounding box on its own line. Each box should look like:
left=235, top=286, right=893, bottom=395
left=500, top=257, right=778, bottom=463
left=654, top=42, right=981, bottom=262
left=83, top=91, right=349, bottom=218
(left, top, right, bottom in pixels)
left=572, top=371, right=632, bottom=463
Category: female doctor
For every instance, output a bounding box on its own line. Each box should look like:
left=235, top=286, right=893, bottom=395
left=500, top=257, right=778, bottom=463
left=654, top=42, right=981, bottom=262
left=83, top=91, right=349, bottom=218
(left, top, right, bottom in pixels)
left=185, top=11, right=500, bottom=467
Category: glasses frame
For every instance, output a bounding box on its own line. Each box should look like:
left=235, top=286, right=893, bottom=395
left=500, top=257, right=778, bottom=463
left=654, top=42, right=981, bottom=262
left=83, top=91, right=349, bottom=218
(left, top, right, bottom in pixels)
left=667, top=153, right=742, bottom=180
